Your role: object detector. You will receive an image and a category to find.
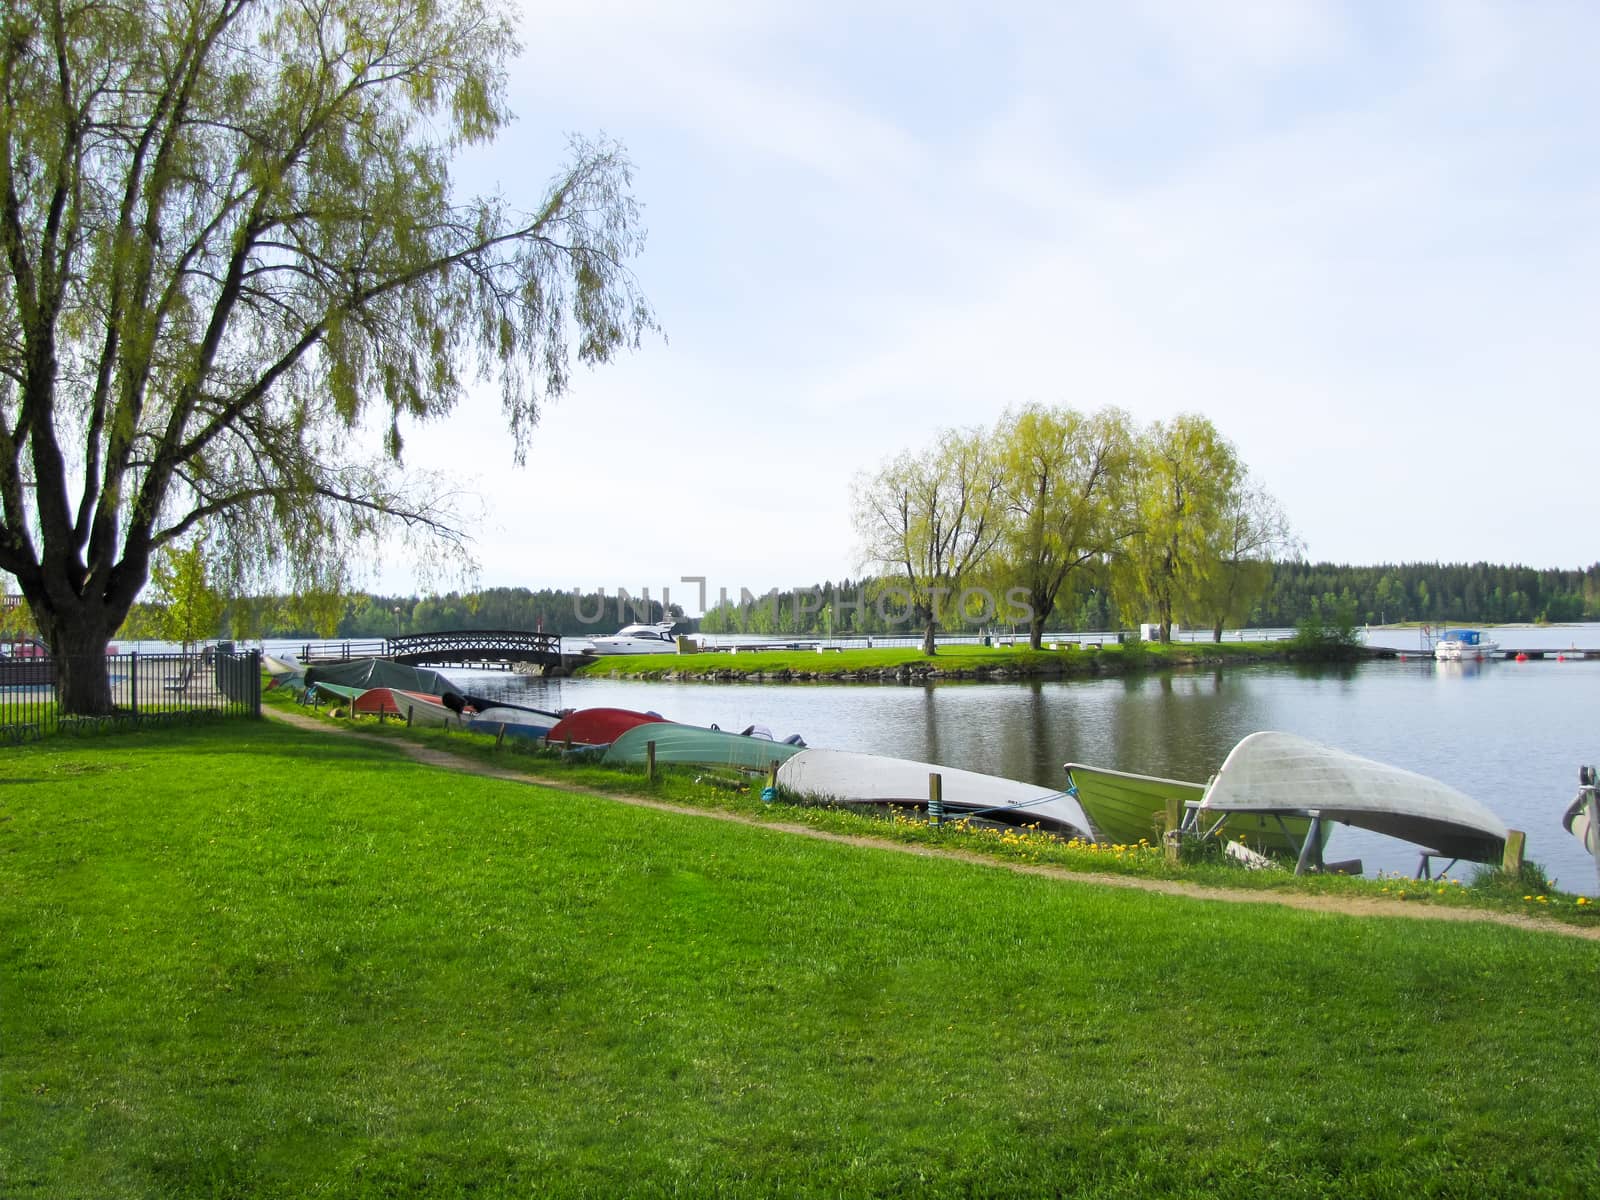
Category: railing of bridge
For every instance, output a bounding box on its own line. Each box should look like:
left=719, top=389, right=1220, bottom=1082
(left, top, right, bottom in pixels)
left=297, top=630, right=562, bottom=663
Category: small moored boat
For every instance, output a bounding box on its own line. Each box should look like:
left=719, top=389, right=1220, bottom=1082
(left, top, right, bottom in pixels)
left=1433, top=629, right=1498, bottom=661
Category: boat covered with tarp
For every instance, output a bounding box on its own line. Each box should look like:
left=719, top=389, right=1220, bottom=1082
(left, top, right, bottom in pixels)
left=546, top=707, right=666, bottom=748
left=303, top=657, right=462, bottom=695
left=776, top=748, right=1093, bottom=838
left=603, top=723, right=807, bottom=771
left=1192, top=731, right=1508, bottom=865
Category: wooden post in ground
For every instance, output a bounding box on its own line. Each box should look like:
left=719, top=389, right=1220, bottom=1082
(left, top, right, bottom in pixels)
left=766, top=760, right=779, bottom=792
left=928, top=772, right=944, bottom=828
left=1163, top=796, right=1182, bottom=865
left=646, top=739, right=657, bottom=782
left=495, top=723, right=507, bottom=750
left=1502, top=829, right=1525, bottom=874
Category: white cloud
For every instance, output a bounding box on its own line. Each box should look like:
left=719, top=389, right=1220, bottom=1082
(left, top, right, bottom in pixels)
left=381, top=1, right=1600, bottom=593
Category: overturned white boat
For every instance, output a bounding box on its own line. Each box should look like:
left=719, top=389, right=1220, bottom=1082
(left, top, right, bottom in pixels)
left=1561, top=766, right=1599, bottom=891
left=1188, top=731, right=1509, bottom=873
left=776, top=747, right=1093, bottom=840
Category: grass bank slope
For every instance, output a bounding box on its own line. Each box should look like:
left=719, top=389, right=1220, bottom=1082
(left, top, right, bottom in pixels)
left=3, top=722, right=1598, bottom=1198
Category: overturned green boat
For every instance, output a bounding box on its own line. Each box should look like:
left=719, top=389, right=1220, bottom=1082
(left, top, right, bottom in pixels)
left=603, top=723, right=806, bottom=772
left=1063, top=761, right=1325, bottom=856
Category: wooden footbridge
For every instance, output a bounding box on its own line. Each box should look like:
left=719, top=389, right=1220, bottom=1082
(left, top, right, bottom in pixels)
left=298, top=630, right=583, bottom=673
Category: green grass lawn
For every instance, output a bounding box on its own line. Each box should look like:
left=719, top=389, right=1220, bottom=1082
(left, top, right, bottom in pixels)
left=4, top=720, right=1599, bottom=1198
left=575, top=639, right=1287, bottom=679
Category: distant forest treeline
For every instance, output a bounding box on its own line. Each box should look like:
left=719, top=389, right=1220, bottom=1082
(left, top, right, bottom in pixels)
left=99, top=561, right=1600, bottom=641
left=1254, top=562, right=1600, bottom=627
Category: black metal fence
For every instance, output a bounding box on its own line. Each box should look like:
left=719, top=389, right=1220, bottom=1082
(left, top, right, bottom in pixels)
left=0, top=648, right=261, bottom=744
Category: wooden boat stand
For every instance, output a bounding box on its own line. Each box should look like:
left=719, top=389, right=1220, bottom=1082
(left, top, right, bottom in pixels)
left=1179, top=803, right=1362, bottom=877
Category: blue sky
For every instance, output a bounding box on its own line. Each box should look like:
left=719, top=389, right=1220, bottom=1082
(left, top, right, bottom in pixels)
left=390, top=1, right=1600, bottom=604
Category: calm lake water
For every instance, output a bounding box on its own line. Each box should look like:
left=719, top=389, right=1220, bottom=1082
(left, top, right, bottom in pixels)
left=452, top=651, right=1600, bottom=895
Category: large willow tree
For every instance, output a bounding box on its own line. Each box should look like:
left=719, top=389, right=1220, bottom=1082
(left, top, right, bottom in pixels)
left=0, top=0, right=656, bottom=712
left=853, top=428, right=1006, bottom=655
left=1115, top=414, right=1246, bottom=642
left=995, top=403, right=1137, bottom=650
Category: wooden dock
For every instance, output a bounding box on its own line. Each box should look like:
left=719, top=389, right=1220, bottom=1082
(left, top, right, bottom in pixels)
left=1380, top=647, right=1600, bottom=661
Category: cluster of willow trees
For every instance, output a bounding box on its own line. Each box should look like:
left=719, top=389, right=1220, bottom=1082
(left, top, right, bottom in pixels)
left=849, top=407, right=1293, bottom=651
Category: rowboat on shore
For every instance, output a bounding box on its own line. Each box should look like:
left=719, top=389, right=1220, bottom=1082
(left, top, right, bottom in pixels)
left=1189, top=731, right=1508, bottom=872
left=306, top=680, right=364, bottom=706
left=262, top=653, right=304, bottom=690
left=434, top=691, right=565, bottom=741
left=1063, top=761, right=1326, bottom=856
left=464, top=706, right=560, bottom=741
left=392, top=689, right=466, bottom=729
left=350, top=687, right=465, bottom=729
left=351, top=687, right=402, bottom=718
left=545, top=707, right=667, bottom=748
left=1067, top=732, right=1508, bottom=874
left=1562, top=766, right=1600, bottom=890
left=603, top=722, right=807, bottom=771
left=776, top=748, right=1094, bottom=839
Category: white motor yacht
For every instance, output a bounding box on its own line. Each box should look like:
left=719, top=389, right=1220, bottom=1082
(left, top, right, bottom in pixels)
left=583, top=621, right=679, bottom=655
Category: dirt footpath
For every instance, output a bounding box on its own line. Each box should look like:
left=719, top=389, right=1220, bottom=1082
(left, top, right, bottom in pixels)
left=265, top=708, right=1600, bottom=942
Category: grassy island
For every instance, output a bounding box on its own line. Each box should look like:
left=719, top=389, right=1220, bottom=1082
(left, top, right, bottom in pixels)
left=573, top=638, right=1328, bottom=682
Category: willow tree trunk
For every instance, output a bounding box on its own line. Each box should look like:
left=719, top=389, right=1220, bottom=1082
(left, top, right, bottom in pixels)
left=1029, top=608, right=1047, bottom=651
left=40, top=617, right=119, bottom=715
left=921, top=620, right=937, bottom=656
